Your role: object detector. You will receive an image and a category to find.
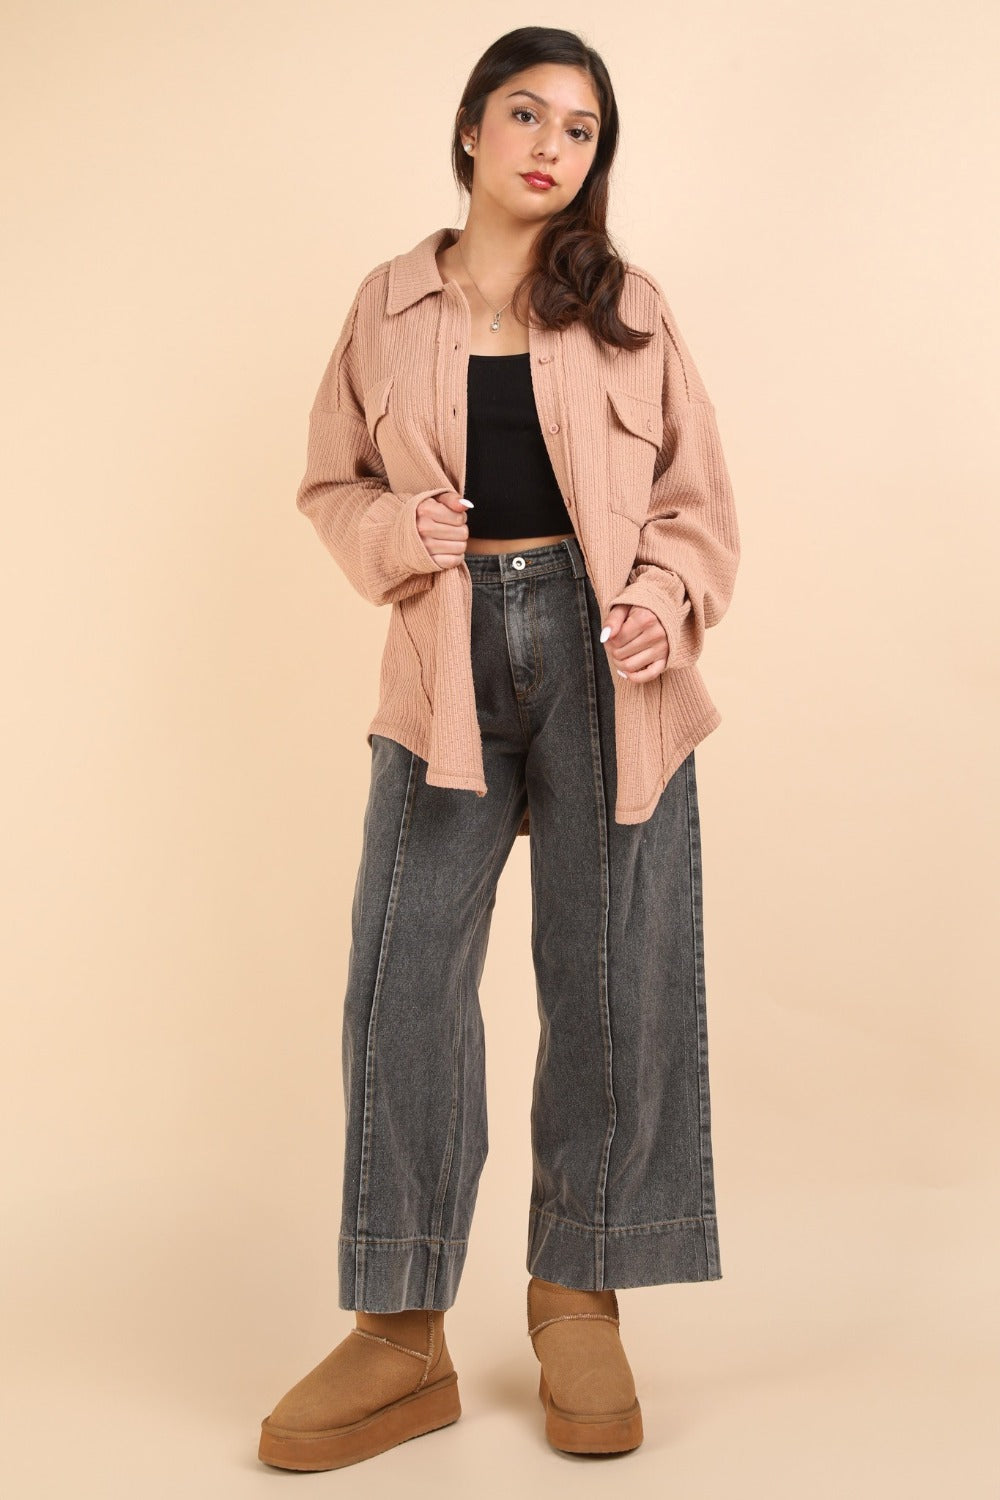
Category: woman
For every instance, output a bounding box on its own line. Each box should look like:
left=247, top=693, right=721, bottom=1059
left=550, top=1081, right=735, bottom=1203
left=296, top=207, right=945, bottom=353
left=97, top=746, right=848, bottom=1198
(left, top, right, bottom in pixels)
left=259, top=24, right=740, bottom=1471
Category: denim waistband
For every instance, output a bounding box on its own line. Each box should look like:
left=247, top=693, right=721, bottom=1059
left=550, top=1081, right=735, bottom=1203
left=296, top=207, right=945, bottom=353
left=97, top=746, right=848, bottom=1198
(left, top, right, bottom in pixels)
left=465, top=533, right=587, bottom=585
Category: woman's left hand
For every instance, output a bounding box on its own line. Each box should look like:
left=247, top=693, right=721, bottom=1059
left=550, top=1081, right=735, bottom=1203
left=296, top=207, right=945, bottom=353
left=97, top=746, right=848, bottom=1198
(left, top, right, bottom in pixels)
left=600, top=604, right=668, bottom=681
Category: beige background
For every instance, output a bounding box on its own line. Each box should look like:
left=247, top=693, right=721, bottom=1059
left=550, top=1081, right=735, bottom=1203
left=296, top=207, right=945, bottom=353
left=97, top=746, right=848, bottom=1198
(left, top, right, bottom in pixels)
left=2, top=1, right=997, bottom=1495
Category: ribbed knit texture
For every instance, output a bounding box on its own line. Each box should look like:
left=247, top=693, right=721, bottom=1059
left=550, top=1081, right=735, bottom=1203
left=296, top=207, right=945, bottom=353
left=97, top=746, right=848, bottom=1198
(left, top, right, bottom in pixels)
left=295, top=227, right=740, bottom=832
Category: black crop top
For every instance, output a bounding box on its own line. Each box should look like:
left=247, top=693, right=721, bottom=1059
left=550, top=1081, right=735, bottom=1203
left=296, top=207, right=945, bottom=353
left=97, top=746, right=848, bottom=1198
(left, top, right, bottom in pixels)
left=463, top=353, right=572, bottom=539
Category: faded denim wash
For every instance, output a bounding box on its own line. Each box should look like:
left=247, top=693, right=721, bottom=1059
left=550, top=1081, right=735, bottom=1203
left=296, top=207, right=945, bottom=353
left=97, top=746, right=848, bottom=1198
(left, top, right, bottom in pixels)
left=337, top=535, right=722, bottom=1311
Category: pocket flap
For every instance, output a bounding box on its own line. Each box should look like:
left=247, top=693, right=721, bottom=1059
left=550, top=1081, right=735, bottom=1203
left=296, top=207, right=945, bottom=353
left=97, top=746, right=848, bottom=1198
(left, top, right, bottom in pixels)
left=607, top=385, right=662, bottom=447
left=362, top=374, right=394, bottom=439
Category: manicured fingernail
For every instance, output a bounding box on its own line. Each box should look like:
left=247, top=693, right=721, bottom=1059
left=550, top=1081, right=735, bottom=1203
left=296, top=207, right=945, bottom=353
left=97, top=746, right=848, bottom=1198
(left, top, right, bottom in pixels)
left=600, top=626, right=611, bottom=642
left=617, top=669, right=628, bottom=678
left=459, top=498, right=474, bottom=507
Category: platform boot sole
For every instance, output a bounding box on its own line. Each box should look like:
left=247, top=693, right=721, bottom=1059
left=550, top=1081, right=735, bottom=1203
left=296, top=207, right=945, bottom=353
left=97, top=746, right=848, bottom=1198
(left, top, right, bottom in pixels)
left=538, top=1369, right=643, bottom=1454
left=258, top=1369, right=461, bottom=1471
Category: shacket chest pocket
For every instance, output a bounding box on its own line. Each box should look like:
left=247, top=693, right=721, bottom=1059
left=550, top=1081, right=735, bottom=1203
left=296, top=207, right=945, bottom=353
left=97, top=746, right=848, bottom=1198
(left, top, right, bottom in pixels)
left=364, top=369, right=434, bottom=480
left=605, top=384, right=663, bottom=523
left=362, top=374, right=395, bottom=463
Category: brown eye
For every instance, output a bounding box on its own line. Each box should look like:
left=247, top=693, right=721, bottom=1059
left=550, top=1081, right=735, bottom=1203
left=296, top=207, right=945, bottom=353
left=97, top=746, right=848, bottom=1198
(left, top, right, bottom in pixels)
left=510, top=107, right=593, bottom=143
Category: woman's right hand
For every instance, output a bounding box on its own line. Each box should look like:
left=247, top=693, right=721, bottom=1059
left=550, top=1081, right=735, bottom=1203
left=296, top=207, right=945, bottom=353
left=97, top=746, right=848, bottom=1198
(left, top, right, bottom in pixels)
left=416, top=491, right=472, bottom=570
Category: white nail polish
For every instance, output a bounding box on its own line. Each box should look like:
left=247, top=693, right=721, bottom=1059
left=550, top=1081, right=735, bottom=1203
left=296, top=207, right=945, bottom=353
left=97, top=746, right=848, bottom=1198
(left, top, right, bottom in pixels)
left=600, top=626, right=611, bottom=643
left=617, top=669, right=628, bottom=679
left=459, top=498, right=474, bottom=507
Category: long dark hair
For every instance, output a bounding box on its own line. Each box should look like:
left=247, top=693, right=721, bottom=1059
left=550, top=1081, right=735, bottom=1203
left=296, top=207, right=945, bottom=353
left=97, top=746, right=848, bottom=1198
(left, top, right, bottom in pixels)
left=452, top=26, right=653, bottom=352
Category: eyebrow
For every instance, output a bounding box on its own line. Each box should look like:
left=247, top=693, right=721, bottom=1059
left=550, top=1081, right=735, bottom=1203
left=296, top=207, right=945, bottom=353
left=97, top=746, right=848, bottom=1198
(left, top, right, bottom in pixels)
left=505, top=89, right=600, bottom=126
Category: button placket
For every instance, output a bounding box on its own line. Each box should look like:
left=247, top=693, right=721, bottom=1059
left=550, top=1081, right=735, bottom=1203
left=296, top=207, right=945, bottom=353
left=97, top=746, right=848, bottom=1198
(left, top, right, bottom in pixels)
left=531, top=337, right=574, bottom=516
left=441, top=286, right=471, bottom=500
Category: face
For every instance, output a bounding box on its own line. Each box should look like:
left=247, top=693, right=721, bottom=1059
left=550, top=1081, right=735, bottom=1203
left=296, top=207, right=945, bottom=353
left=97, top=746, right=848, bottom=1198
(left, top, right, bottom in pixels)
left=463, top=63, right=601, bottom=221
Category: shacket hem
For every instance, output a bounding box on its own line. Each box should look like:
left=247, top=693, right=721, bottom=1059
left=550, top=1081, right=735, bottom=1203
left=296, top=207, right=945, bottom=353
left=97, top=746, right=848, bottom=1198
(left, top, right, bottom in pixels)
left=370, top=705, right=721, bottom=823
left=612, top=706, right=721, bottom=823
left=366, top=717, right=489, bottom=796
left=425, top=769, right=490, bottom=795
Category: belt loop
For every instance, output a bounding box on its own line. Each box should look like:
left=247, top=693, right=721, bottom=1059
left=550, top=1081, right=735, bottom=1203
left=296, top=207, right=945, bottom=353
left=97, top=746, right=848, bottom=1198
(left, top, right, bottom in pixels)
left=562, top=534, right=586, bottom=580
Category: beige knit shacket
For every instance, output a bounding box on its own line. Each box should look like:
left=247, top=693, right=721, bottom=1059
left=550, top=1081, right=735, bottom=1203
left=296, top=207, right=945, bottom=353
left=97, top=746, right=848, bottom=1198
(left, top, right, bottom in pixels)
left=296, top=226, right=740, bottom=837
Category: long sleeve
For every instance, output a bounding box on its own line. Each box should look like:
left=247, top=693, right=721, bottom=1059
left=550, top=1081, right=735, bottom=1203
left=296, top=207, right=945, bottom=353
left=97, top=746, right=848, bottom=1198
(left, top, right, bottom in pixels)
left=295, top=279, right=451, bottom=607
left=608, top=290, right=740, bottom=671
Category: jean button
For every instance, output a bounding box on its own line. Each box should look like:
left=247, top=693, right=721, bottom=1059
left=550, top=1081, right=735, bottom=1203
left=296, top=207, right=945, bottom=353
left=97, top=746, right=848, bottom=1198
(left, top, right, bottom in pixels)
left=512, top=555, right=526, bottom=570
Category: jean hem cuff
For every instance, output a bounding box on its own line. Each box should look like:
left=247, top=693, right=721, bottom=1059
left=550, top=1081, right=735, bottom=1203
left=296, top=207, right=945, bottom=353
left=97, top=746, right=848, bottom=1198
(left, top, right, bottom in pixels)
left=337, top=1233, right=469, bottom=1311
left=526, top=1205, right=722, bottom=1286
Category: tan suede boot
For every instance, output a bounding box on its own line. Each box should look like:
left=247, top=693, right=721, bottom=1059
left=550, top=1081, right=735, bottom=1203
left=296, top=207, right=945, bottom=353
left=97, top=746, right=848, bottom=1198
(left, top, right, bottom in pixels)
left=258, top=1307, right=460, bottom=1471
left=527, top=1276, right=643, bottom=1453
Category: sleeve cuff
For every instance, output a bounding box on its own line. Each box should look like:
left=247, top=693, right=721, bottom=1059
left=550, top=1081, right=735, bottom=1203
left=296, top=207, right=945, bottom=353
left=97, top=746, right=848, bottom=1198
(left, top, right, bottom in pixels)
left=608, top=573, right=687, bottom=671
left=388, top=487, right=453, bottom=578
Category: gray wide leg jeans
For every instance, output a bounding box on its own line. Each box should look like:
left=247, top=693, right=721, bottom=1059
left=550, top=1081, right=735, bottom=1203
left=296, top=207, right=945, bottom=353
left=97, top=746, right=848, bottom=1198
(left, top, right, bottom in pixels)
left=338, top=535, right=722, bottom=1311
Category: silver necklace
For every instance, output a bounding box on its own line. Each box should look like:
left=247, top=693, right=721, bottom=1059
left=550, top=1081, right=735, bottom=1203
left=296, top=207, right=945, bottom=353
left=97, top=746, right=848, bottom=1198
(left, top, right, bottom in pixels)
left=457, top=235, right=516, bottom=333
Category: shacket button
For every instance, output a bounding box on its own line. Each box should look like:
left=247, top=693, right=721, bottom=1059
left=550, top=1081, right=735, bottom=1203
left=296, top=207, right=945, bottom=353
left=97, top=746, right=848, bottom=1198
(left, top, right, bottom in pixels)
left=538, top=354, right=552, bottom=363
left=548, top=422, right=559, bottom=434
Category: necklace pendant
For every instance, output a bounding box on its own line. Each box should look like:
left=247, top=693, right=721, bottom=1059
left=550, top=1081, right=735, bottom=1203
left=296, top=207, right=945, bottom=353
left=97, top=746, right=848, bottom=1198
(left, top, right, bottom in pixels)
left=490, top=311, right=501, bottom=332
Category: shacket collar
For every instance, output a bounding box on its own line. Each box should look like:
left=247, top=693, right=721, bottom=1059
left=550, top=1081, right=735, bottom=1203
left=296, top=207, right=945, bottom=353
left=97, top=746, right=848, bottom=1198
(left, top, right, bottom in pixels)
left=385, top=227, right=458, bottom=315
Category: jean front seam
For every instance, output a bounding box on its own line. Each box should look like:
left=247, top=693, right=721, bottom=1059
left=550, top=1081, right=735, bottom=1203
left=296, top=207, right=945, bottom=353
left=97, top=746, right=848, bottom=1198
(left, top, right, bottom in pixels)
left=684, top=752, right=718, bottom=1275
left=571, top=574, right=615, bottom=1286
left=425, top=762, right=523, bottom=1302
left=353, top=747, right=420, bottom=1308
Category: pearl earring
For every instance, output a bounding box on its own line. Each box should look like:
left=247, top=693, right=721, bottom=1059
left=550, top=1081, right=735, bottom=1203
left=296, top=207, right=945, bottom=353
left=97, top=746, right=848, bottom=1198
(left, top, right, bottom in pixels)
left=464, top=143, right=473, bottom=153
